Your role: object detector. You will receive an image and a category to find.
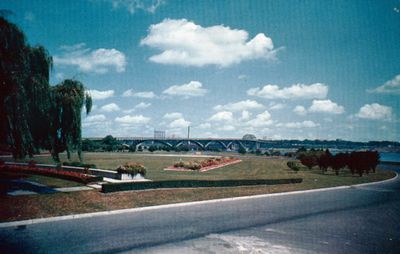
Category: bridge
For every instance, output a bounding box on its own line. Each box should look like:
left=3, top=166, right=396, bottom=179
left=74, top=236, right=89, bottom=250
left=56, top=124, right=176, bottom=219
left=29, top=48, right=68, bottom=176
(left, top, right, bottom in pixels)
left=89, top=137, right=270, bottom=151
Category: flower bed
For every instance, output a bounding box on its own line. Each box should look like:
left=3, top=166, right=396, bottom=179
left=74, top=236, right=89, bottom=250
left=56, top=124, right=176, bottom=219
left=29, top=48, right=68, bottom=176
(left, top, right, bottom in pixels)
left=165, top=157, right=241, bottom=172
left=0, top=164, right=102, bottom=184
left=116, top=162, right=146, bottom=180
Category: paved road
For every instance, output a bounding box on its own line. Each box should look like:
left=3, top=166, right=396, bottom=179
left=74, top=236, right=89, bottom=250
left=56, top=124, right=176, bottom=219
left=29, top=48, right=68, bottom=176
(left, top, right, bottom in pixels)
left=0, top=165, right=399, bottom=254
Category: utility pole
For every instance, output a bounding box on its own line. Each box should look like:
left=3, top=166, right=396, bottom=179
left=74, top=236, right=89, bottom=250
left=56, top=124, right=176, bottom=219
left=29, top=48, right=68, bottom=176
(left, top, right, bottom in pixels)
left=187, top=125, right=190, bottom=139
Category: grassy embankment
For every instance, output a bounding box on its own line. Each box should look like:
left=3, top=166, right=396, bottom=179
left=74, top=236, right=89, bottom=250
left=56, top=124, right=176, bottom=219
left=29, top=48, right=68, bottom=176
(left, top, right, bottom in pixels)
left=0, top=152, right=395, bottom=222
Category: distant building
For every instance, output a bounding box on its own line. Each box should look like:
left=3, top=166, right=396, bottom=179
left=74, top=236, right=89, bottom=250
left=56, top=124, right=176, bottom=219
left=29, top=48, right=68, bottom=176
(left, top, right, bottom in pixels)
left=154, top=130, right=165, bottom=139
left=242, top=134, right=257, bottom=140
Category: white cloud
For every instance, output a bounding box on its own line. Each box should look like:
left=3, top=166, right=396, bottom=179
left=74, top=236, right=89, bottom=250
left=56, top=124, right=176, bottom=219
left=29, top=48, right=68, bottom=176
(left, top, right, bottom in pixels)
left=213, top=100, right=264, bottom=112
left=276, top=121, right=319, bottom=129
left=246, top=111, right=274, bottom=127
left=83, top=114, right=106, bottom=123
left=208, top=111, right=234, bottom=122
left=135, top=102, right=151, bottom=109
left=141, top=19, right=277, bottom=67
left=123, top=102, right=151, bottom=113
left=105, top=0, right=164, bottom=14
left=134, top=91, right=156, bottom=98
left=169, top=118, right=191, bottom=128
left=217, top=125, right=235, bottom=131
left=163, top=112, right=183, bottom=120
left=308, top=100, right=345, bottom=114
left=197, top=123, right=211, bottom=129
left=83, top=114, right=107, bottom=127
left=54, top=43, right=126, bottom=74
left=122, top=89, right=156, bottom=98
left=238, top=74, right=248, bottom=80
left=269, top=103, right=285, bottom=110
left=239, top=110, right=252, bottom=120
left=115, top=115, right=151, bottom=124
left=367, top=74, right=400, bottom=94
left=163, top=81, right=207, bottom=97
left=100, top=103, right=120, bottom=112
left=89, top=89, right=115, bottom=100
left=356, top=103, right=392, bottom=120
left=293, top=105, right=307, bottom=116
left=247, top=83, right=328, bottom=100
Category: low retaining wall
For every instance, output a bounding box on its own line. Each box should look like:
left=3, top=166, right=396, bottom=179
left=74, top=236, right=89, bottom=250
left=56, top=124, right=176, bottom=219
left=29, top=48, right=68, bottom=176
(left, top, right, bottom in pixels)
left=102, top=178, right=303, bottom=193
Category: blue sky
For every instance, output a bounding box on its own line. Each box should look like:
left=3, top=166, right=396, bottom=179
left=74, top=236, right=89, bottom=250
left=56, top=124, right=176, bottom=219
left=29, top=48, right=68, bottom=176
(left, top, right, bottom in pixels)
left=2, top=0, right=400, bottom=141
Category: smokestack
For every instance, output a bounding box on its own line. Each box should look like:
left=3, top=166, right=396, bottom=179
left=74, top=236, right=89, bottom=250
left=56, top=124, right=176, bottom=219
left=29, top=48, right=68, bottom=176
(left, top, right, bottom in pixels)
left=187, top=125, right=190, bottom=139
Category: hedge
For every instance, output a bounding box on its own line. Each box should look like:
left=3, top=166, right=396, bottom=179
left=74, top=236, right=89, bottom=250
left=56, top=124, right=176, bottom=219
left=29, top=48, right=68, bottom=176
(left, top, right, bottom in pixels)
left=102, top=178, right=303, bottom=193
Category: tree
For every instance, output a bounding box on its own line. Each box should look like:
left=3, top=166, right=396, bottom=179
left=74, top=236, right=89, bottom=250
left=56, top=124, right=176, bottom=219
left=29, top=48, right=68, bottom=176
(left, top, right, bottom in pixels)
left=50, top=79, right=92, bottom=161
left=102, top=135, right=117, bottom=152
left=317, top=149, right=332, bottom=172
left=242, top=134, right=257, bottom=140
left=238, top=146, right=246, bottom=154
left=0, top=17, right=91, bottom=160
left=299, top=154, right=318, bottom=169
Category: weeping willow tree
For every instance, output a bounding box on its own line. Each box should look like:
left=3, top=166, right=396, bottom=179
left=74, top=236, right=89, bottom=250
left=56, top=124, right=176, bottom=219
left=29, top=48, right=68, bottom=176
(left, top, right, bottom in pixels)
left=0, top=15, right=91, bottom=161
left=50, top=80, right=92, bottom=162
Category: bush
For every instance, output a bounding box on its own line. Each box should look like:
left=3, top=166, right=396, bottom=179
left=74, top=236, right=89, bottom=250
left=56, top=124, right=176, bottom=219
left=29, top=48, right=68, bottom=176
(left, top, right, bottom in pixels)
left=238, top=147, right=246, bottom=154
left=116, top=162, right=147, bottom=176
left=102, top=178, right=303, bottom=193
left=299, top=155, right=318, bottom=169
left=287, top=161, right=300, bottom=172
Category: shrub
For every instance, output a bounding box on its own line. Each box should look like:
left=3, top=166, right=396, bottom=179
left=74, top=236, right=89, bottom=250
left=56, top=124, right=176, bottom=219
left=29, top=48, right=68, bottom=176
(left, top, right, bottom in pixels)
left=299, top=155, right=318, bottom=169
left=116, top=162, right=147, bottom=176
left=238, top=147, right=246, bottom=154
left=287, top=161, right=300, bottom=172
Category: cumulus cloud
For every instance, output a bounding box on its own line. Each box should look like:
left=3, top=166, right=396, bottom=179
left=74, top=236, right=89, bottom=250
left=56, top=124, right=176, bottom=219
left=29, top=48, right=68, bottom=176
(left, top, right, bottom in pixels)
left=293, top=105, right=307, bottom=116
left=246, top=111, right=274, bottom=127
left=100, top=103, right=120, bottom=112
left=141, top=19, right=277, bottom=67
left=105, top=0, right=164, bottom=14
left=83, top=114, right=107, bottom=127
left=54, top=43, right=126, bottom=74
left=213, top=100, right=264, bottom=112
left=208, top=111, right=234, bottom=122
left=356, top=103, right=392, bottom=120
left=163, top=112, right=183, bottom=120
left=168, top=118, right=191, bottom=128
left=115, top=115, right=151, bottom=124
left=89, top=89, right=115, bottom=100
left=123, top=102, right=151, bottom=113
left=239, top=110, right=252, bottom=120
left=367, top=74, right=400, bottom=94
left=163, top=81, right=207, bottom=97
left=197, top=123, right=211, bottom=129
left=276, top=121, right=319, bottom=128
left=308, top=100, right=344, bottom=114
left=134, top=102, right=151, bottom=109
left=247, top=83, right=328, bottom=100
left=122, top=89, right=156, bottom=98
left=269, top=103, right=285, bottom=110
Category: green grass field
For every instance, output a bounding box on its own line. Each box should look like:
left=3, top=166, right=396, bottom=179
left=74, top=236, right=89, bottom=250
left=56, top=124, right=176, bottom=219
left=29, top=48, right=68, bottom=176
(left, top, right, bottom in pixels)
left=1, top=152, right=395, bottom=222
left=8, top=152, right=395, bottom=187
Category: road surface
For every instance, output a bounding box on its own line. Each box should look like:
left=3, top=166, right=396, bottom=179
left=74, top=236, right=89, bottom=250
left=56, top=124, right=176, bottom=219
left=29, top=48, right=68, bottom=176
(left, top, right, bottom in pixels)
left=0, top=165, right=399, bottom=253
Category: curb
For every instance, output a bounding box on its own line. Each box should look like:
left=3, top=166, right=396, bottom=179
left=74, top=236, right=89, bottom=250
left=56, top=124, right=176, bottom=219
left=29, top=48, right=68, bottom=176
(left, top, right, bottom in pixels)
left=0, top=172, right=398, bottom=229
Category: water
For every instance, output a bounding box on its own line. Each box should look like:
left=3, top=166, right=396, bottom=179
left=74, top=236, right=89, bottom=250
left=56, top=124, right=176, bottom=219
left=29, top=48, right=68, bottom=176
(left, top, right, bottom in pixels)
left=380, top=152, right=400, bottom=163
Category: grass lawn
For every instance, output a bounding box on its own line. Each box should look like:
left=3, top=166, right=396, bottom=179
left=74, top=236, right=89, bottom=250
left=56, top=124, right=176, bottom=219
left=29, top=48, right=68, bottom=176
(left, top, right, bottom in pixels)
left=0, top=152, right=395, bottom=222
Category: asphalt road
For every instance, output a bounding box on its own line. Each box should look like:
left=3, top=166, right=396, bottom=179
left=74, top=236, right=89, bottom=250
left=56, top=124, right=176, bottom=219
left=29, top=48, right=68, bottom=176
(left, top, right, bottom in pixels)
left=0, top=165, right=399, bottom=254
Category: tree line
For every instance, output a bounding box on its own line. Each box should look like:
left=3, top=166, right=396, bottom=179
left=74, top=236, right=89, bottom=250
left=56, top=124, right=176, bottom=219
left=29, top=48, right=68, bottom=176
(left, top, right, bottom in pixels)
left=0, top=15, right=91, bottom=161
left=290, top=148, right=380, bottom=176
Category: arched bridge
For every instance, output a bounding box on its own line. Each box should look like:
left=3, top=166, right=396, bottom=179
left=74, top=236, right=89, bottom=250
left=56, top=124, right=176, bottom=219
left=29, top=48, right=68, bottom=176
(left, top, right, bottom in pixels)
left=112, top=137, right=268, bottom=151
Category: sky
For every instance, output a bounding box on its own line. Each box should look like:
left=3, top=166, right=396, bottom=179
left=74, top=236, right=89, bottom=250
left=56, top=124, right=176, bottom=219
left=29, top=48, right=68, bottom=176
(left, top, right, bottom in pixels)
left=2, top=0, right=400, bottom=141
